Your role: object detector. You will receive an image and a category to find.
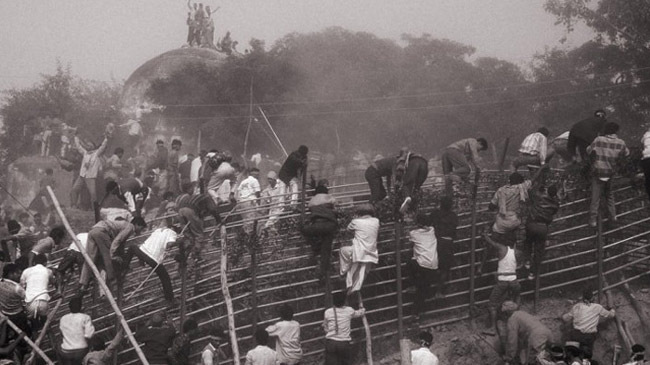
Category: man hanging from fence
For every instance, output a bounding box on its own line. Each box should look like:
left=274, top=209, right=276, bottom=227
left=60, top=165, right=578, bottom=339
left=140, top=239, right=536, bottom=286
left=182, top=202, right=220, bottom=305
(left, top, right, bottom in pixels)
left=482, top=232, right=520, bottom=336
left=20, top=253, right=54, bottom=330
left=585, top=121, right=629, bottom=228
left=79, top=217, right=147, bottom=294
left=339, top=204, right=379, bottom=294
left=429, top=195, right=458, bottom=297
left=523, top=171, right=559, bottom=280
left=205, top=151, right=237, bottom=205
left=174, top=182, right=223, bottom=264
left=406, top=213, right=438, bottom=319
left=511, top=127, right=549, bottom=172
left=394, top=148, right=429, bottom=214
left=278, top=145, right=309, bottom=208
left=301, top=184, right=338, bottom=281
left=56, top=233, right=88, bottom=291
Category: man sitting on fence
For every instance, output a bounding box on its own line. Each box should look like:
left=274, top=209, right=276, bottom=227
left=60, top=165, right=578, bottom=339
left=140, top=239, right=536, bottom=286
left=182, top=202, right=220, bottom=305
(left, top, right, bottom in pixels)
left=364, top=155, right=396, bottom=203
left=561, top=286, right=615, bottom=353
left=340, top=204, right=379, bottom=294
left=511, top=127, right=549, bottom=172
left=441, top=137, right=488, bottom=186
left=483, top=232, right=520, bottom=336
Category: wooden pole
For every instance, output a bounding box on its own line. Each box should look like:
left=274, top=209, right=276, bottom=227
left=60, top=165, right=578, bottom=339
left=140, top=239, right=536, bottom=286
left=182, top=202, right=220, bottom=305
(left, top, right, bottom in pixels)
left=257, top=106, right=288, bottom=157
left=498, top=137, right=510, bottom=172
left=597, top=212, right=604, bottom=302
left=24, top=295, right=64, bottom=365
left=180, top=259, right=188, bottom=324
left=221, top=225, right=241, bottom=365
left=46, top=186, right=151, bottom=365
left=300, top=164, right=307, bottom=225
left=602, top=277, right=633, bottom=350
left=250, top=228, right=259, bottom=334
left=243, top=75, right=254, bottom=167
left=6, top=319, right=54, bottom=365
left=356, top=292, right=373, bottom=365
left=468, top=171, right=480, bottom=330
left=394, top=221, right=407, bottom=363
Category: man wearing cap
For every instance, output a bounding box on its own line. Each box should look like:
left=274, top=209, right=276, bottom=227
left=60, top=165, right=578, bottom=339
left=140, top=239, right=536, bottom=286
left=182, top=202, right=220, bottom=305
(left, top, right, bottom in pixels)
left=135, top=312, right=176, bottom=365
left=567, top=109, right=607, bottom=161
left=511, top=127, right=550, bottom=172
left=624, top=344, right=649, bottom=365
left=562, top=286, right=615, bottom=351
left=261, top=171, right=285, bottom=231
left=410, top=331, right=439, bottom=365
left=501, top=301, right=552, bottom=365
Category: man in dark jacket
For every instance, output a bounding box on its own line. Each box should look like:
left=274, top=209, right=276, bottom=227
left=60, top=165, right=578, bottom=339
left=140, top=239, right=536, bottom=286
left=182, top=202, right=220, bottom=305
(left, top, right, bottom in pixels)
left=364, top=156, right=397, bottom=203
left=278, top=145, right=308, bottom=206
left=567, top=109, right=607, bottom=161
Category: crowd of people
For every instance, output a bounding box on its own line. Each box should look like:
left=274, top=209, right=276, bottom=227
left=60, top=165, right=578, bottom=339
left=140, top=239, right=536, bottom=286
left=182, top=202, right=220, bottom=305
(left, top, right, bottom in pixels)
left=0, top=107, right=648, bottom=364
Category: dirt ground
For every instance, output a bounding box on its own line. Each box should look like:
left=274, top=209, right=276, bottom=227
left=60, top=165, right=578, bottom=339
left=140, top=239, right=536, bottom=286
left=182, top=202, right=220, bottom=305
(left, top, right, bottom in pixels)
left=378, top=281, right=650, bottom=365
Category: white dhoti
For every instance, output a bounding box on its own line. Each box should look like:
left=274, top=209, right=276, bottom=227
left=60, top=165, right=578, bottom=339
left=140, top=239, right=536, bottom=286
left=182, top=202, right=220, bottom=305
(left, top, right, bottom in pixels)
left=339, top=246, right=373, bottom=293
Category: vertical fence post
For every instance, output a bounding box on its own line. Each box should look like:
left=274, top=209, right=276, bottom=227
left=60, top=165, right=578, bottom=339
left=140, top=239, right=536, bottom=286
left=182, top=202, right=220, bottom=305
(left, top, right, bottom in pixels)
left=395, top=220, right=409, bottom=365
left=250, top=227, right=259, bottom=334
left=468, top=172, right=480, bottom=330
left=597, top=212, right=604, bottom=302
left=221, top=225, right=241, bottom=365
left=356, top=292, right=373, bottom=365
left=180, top=257, right=188, bottom=324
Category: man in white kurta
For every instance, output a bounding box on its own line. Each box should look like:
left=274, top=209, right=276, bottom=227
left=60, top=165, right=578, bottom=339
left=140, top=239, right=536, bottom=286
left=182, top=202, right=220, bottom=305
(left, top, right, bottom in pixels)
left=340, top=205, right=379, bottom=293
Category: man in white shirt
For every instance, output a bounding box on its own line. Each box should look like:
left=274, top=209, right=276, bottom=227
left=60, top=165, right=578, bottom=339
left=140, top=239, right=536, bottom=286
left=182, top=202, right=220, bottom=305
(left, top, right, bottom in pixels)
left=236, top=168, right=262, bottom=234
left=340, top=204, right=379, bottom=294
left=59, top=296, right=95, bottom=363
left=20, top=254, right=54, bottom=323
left=245, top=328, right=277, bottom=365
left=121, top=224, right=178, bottom=305
left=407, top=213, right=438, bottom=317
left=266, top=304, right=302, bottom=365
left=411, top=331, right=439, bottom=365
left=261, top=171, right=285, bottom=231
left=70, top=133, right=110, bottom=210
left=322, top=291, right=365, bottom=365
left=562, top=287, right=615, bottom=351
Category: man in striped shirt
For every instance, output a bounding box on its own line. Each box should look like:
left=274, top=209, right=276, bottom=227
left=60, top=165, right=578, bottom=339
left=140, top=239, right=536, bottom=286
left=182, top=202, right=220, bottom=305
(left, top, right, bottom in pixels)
left=586, top=122, right=629, bottom=227
left=511, top=127, right=549, bottom=172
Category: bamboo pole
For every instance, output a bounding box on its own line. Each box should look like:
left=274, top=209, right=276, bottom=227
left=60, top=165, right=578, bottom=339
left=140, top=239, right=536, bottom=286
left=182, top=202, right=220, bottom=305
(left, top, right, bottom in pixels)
left=221, top=225, right=241, bottom=365
left=356, top=292, right=373, bottom=365
left=498, top=137, right=510, bottom=172
left=24, top=295, right=64, bottom=365
left=597, top=213, right=604, bottom=302
left=250, top=225, right=259, bottom=334
left=602, top=276, right=633, bottom=350
left=394, top=220, right=407, bottom=364
left=6, top=318, right=54, bottom=365
left=180, top=259, right=188, bottom=324
left=468, top=171, right=480, bottom=330
left=46, top=186, right=151, bottom=365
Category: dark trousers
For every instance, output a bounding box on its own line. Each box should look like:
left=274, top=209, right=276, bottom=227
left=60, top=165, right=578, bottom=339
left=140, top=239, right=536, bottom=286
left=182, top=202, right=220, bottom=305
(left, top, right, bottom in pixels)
left=567, top=328, right=597, bottom=352
left=301, top=219, right=338, bottom=277
left=642, top=158, right=650, bottom=201
left=523, top=222, right=548, bottom=274
left=567, top=133, right=590, bottom=160
left=57, top=250, right=84, bottom=276
left=325, top=339, right=353, bottom=365
left=365, top=166, right=386, bottom=202
left=59, top=347, right=88, bottom=365
left=122, top=246, right=174, bottom=301
left=407, top=260, right=437, bottom=314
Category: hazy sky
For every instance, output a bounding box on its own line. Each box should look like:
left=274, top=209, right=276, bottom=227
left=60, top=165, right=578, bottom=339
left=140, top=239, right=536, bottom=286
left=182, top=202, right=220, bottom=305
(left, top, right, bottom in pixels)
left=0, top=0, right=593, bottom=91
